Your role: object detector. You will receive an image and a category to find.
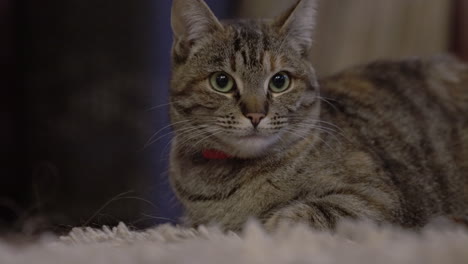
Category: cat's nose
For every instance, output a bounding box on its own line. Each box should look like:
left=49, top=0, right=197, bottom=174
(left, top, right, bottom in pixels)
left=246, top=113, right=266, bottom=128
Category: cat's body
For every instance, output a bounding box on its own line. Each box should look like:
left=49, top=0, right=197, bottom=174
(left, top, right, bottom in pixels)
left=169, top=0, right=468, bottom=231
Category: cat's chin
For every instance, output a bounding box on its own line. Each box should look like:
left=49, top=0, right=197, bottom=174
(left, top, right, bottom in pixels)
left=221, top=134, right=280, bottom=158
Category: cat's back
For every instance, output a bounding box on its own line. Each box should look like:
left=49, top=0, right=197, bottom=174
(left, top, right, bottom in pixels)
left=319, top=55, right=468, bottom=220
left=320, top=55, right=468, bottom=135
left=321, top=55, right=468, bottom=116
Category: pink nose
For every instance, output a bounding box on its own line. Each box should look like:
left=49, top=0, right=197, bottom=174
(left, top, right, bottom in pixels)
left=246, top=113, right=266, bottom=128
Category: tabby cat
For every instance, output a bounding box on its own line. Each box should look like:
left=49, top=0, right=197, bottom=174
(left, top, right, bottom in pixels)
left=168, top=0, right=468, bottom=231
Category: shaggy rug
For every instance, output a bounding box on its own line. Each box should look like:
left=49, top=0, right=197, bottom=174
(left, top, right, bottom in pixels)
left=1, top=220, right=468, bottom=264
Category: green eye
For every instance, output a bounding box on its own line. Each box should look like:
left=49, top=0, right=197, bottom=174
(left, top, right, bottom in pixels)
left=269, top=72, right=291, bottom=93
left=210, top=72, right=235, bottom=93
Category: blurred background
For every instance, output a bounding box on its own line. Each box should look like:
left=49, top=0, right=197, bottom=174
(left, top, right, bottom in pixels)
left=1, top=0, right=467, bottom=235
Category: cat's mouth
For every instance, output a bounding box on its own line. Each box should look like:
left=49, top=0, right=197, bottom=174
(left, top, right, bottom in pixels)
left=234, top=130, right=279, bottom=142
left=237, top=131, right=266, bottom=140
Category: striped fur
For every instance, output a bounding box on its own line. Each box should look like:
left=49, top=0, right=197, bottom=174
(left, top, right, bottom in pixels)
left=168, top=0, right=468, bottom=231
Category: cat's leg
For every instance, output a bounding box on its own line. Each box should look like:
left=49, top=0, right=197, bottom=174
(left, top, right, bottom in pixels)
left=263, top=190, right=396, bottom=231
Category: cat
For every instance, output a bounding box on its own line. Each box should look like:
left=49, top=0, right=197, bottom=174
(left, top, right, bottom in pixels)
left=168, top=0, right=468, bottom=231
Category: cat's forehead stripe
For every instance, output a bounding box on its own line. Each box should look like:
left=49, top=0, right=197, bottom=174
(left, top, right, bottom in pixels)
left=230, top=55, right=237, bottom=72
left=231, top=24, right=270, bottom=70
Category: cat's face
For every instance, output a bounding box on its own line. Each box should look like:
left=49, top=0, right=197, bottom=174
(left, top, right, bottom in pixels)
left=170, top=0, right=319, bottom=158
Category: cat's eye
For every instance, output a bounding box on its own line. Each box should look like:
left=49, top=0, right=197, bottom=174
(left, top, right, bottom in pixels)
left=269, top=72, right=291, bottom=93
left=210, top=72, right=235, bottom=93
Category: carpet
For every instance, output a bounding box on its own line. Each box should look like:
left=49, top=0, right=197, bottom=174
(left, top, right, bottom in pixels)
left=1, top=220, right=468, bottom=264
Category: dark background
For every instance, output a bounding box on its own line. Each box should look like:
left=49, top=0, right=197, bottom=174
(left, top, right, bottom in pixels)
left=1, top=0, right=467, bottom=235
left=2, top=0, right=235, bottom=234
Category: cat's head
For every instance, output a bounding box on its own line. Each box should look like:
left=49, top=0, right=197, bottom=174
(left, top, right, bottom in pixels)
left=170, top=0, right=320, bottom=158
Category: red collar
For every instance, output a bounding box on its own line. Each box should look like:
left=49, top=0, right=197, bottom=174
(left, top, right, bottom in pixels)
left=202, top=149, right=232, bottom=160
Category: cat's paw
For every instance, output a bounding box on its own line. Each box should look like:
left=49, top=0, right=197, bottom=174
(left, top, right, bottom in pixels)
left=263, top=202, right=311, bottom=232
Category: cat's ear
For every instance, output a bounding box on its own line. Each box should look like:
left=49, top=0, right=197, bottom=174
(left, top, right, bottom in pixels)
left=171, top=0, right=223, bottom=43
left=273, top=0, right=318, bottom=55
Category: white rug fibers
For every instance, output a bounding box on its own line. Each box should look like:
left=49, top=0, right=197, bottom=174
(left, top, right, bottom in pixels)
left=1, top=220, right=468, bottom=264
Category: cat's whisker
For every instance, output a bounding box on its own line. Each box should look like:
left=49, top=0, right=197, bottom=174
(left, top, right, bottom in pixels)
left=144, top=126, right=193, bottom=150
left=317, top=96, right=340, bottom=103
left=288, top=122, right=340, bottom=136
left=172, top=123, right=218, bottom=136
left=275, top=133, right=299, bottom=154
left=295, top=121, right=350, bottom=140
left=289, top=122, right=340, bottom=136
left=146, top=99, right=192, bottom=112
left=144, top=131, right=176, bottom=150
left=310, top=119, right=343, bottom=132
left=281, top=128, right=323, bottom=154
left=174, top=132, right=208, bottom=150
left=281, top=127, right=327, bottom=154
left=281, top=128, right=307, bottom=141
left=288, top=118, right=345, bottom=133
left=316, top=96, right=340, bottom=112
left=160, top=125, right=211, bottom=158
left=286, top=116, right=342, bottom=129
left=144, top=119, right=218, bottom=150
left=172, top=128, right=214, bottom=153
left=294, top=124, right=344, bottom=146
left=129, top=213, right=177, bottom=225
left=144, top=120, right=190, bottom=147
left=192, top=130, right=224, bottom=149
left=194, top=114, right=226, bottom=118
left=145, top=102, right=175, bottom=112
left=291, top=122, right=339, bottom=132
left=84, top=190, right=159, bottom=226
left=313, top=134, right=337, bottom=154
left=283, top=127, right=337, bottom=154
left=292, top=122, right=353, bottom=145
left=276, top=133, right=286, bottom=144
